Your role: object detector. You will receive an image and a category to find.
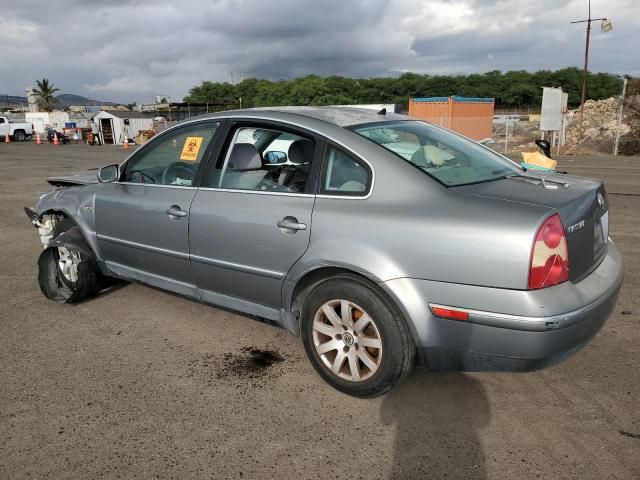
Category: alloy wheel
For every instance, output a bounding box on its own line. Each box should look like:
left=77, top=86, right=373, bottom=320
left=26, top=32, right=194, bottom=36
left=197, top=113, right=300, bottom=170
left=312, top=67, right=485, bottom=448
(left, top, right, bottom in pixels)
left=312, top=299, right=383, bottom=382
left=57, top=246, right=81, bottom=283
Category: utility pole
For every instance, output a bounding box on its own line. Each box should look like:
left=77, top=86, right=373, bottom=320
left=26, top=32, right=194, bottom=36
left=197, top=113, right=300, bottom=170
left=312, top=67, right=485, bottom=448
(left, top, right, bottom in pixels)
left=571, top=0, right=612, bottom=138
left=613, top=78, right=627, bottom=156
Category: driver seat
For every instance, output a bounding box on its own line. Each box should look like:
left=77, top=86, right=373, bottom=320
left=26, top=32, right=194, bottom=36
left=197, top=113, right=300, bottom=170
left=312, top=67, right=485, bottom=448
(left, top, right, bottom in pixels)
left=221, top=143, right=267, bottom=190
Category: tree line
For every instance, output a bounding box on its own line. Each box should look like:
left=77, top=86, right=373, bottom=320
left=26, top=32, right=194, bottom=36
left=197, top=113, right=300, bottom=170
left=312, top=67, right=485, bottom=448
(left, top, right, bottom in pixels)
left=184, top=68, right=626, bottom=110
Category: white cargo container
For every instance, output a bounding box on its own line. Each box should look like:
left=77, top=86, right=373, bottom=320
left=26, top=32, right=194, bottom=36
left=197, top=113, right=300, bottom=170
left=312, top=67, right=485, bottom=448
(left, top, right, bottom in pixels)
left=25, top=112, right=70, bottom=134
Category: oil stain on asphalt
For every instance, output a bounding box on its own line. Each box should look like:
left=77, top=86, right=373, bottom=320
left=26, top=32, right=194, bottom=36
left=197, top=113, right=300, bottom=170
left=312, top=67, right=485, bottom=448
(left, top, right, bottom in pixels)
left=187, top=346, right=287, bottom=388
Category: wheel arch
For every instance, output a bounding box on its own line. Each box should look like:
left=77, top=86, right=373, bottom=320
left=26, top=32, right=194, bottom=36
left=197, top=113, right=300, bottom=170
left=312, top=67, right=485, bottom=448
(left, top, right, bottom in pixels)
left=38, top=209, right=100, bottom=261
left=12, top=128, right=26, bottom=140
left=285, top=266, right=419, bottom=357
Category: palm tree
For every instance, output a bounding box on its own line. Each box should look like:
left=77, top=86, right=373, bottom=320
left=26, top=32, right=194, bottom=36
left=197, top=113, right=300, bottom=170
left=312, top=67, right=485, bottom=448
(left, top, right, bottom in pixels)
left=32, top=78, right=60, bottom=112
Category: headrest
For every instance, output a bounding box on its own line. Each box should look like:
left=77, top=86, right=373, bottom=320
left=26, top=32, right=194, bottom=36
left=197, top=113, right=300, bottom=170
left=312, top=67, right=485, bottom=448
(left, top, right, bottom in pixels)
left=287, top=139, right=314, bottom=164
left=228, top=143, right=262, bottom=170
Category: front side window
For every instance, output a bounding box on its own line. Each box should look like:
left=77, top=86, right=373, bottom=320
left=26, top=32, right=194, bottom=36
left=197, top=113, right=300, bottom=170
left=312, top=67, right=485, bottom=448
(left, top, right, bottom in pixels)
left=352, top=121, right=521, bottom=187
left=211, top=126, right=315, bottom=193
left=121, top=122, right=219, bottom=186
left=321, top=146, right=370, bottom=196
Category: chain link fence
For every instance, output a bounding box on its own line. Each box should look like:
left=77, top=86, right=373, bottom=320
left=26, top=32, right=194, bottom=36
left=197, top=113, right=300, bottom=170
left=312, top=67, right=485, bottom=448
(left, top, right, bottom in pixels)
left=490, top=95, right=639, bottom=157
left=425, top=92, right=640, bottom=157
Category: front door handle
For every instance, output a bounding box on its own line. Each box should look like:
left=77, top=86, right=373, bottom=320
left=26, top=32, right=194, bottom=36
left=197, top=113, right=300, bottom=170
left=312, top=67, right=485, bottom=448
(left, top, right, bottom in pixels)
left=277, top=216, right=307, bottom=232
left=166, top=205, right=188, bottom=219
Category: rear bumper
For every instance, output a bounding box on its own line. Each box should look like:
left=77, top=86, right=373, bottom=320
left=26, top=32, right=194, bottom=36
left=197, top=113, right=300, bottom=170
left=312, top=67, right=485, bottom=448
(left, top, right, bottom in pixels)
left=381, top=240, right=624, bottom=371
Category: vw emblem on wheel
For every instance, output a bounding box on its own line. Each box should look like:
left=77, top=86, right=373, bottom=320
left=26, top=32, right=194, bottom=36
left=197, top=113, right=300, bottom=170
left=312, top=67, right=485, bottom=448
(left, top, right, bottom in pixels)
left=343, top=332, right=355, bottom=346
left=597, top=192, right=605, bottom=209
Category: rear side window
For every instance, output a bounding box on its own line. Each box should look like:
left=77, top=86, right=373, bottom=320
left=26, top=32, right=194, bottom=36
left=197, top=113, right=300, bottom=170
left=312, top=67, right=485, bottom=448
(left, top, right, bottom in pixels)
left=352, top=120, right=521, bottom=187
left=321, top=146, right=370, bottom=196
left=210, top=126, right=315, bottom=193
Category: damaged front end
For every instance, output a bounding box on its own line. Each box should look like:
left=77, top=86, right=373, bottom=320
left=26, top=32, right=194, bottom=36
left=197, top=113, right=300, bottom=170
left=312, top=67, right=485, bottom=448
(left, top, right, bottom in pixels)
left=24, top=207, right=107, bottom=303
left=24, top=207, right=61, bottom=249
left=25, top=207, right=94, bottom=256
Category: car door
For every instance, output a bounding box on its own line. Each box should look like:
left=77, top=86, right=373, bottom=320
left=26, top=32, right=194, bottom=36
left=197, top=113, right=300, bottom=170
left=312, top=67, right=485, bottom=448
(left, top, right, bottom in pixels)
left=189, top=121, right=323, bottom=314
left=94, top=120, right=221, bottom=297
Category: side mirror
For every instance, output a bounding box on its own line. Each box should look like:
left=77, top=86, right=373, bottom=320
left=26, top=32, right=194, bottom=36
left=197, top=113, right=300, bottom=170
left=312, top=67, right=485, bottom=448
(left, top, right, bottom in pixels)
left=264, top=151, right=287, bottom=165
left=97, top=164, right=120, bottom=183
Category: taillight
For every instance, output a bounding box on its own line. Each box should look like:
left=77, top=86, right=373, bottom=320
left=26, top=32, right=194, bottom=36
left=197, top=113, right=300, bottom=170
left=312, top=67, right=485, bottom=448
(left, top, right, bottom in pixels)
left=529, top=214, right=569, bottom=289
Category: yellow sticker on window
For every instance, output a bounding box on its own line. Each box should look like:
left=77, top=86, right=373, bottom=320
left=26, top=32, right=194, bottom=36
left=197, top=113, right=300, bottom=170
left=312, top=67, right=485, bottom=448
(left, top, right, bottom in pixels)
left=180, top=136, right=204, bottom=161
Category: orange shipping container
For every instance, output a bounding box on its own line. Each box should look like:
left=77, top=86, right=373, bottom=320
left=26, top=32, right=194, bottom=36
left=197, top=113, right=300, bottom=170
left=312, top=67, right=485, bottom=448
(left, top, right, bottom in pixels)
left=408, top=96, right=494, bottom=140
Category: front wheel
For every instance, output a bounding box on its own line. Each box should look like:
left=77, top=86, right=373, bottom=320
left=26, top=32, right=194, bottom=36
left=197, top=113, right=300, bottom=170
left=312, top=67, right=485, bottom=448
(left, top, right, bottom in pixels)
left=301, top=275, right=414, bottom=397
left=37, top=220, right=107, bottom=303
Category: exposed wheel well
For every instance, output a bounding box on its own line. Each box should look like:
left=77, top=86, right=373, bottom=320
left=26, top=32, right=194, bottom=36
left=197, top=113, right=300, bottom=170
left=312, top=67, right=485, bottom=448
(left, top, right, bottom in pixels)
left=41, top=209, right=71, bottom=222
left=38, top=210, right=93, bottom=253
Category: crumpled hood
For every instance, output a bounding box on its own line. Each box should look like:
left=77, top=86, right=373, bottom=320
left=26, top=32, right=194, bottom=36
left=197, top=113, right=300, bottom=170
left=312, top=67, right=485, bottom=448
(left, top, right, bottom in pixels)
left=47, top=170, right=99, bottom=187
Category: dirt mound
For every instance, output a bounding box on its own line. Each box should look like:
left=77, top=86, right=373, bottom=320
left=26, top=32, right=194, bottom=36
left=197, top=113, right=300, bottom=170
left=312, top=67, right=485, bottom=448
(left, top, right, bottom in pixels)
left=566, top=95, right=640, bottom=144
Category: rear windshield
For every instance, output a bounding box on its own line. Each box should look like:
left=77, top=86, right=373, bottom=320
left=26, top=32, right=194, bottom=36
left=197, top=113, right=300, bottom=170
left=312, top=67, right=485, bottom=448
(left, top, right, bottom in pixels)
left=351, top=120, right=522, bottom=187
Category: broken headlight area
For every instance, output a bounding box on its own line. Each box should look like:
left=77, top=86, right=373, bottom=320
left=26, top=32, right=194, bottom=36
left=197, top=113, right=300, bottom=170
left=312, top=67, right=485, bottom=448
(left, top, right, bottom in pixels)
left=24, top=207, right=64, bottom=249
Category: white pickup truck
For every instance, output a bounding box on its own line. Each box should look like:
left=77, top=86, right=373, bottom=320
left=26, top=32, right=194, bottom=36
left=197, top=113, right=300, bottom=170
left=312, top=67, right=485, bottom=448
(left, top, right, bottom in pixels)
left=0, top=116, right=33, bottom=142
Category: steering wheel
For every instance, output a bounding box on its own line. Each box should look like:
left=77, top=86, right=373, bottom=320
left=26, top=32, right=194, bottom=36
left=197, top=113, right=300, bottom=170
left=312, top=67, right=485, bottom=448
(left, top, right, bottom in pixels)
left=128, top=169, right=156, bottom=184
left=161, top=162, right=197, bottom=185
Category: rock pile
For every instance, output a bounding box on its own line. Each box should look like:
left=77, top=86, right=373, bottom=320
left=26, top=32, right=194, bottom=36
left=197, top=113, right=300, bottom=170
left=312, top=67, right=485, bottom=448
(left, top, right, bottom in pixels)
left=565, top=95, right=640, bottom=144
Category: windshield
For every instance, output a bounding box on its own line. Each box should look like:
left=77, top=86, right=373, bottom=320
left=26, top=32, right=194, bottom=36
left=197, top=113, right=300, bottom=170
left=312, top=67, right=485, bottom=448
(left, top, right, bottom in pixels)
left=352, top=121, right=522, bottom=187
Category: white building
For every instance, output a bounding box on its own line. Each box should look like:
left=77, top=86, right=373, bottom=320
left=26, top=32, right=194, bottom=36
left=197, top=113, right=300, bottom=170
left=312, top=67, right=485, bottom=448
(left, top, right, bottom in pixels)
left=93, top=110, right=154, bottom=145
left=26, top=111, right=70, bottom=134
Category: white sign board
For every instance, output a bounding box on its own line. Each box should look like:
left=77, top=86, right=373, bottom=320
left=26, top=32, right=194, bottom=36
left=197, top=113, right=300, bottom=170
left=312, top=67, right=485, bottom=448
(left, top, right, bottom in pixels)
left=540, top=87, right=563, bottom=131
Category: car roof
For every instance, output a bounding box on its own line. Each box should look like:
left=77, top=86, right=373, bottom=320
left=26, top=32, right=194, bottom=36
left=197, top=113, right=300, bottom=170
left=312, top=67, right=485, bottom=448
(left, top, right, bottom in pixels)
left=197, top=106, right=410, bottom=128
left=253, top=106, right=409, bottom=127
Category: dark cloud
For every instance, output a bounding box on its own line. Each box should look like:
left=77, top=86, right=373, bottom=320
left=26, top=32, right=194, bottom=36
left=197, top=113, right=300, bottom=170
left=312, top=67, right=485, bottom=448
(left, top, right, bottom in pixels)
left=0, top=0, right=637, bottom=103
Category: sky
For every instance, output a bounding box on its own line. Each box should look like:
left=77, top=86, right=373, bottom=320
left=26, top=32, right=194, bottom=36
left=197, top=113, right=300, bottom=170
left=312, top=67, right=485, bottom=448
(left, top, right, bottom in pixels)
left=0, top=0, right=638, bottom=104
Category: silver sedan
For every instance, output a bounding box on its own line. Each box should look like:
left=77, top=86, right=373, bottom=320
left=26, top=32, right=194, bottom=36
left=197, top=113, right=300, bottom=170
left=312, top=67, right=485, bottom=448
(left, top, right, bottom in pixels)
left=26, top=107, right=623, bottom=397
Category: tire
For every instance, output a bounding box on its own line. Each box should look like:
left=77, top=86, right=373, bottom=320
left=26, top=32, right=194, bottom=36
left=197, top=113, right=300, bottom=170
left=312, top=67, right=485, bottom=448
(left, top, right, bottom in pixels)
left=37, top=219, right=106, bottom=303
left=301, top=274, right=414, bottom=397
left=13, top=130, right=26, bottom=142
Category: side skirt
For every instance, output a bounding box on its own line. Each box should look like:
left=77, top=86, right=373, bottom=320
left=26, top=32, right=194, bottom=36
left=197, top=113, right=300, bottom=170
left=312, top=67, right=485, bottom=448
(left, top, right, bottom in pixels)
left=103, top=260, right=292, bottom=331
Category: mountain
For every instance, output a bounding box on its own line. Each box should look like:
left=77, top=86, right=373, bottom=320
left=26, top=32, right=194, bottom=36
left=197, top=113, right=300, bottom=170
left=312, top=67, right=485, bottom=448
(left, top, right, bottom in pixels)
left=1, top=93, right=116, bottom=108
left=56, top=94, right=115, bottom=107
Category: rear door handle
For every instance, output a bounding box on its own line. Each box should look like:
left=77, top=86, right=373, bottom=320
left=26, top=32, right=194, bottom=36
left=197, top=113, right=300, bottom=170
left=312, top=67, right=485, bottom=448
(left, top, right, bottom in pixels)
left=277, top=216, right=307, bottom=232
left=166, top=205, right=188, bottom=218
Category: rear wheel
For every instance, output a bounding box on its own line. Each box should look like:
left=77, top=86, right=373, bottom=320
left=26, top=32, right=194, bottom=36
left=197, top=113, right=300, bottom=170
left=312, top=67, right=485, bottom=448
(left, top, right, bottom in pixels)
left=301, top=274, right=414, bottom=397
left=13, top=130, right=26, bottom=142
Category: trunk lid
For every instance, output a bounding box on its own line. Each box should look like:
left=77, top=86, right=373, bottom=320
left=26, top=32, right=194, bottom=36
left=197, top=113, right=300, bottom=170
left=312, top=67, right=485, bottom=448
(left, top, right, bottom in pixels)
left=453, top=171, right=609, bottom=282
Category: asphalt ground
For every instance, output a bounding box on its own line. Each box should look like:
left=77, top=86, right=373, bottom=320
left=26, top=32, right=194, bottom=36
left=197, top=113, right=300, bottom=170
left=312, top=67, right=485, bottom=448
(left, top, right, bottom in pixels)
left=1, top=142, right=638, bottom=479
